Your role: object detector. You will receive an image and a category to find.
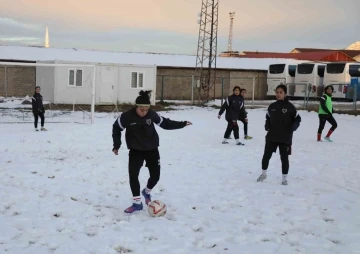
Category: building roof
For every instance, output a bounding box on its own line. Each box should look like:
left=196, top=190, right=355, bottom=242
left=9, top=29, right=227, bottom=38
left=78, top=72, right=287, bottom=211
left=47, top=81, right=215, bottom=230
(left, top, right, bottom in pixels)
left=291, top=48, right=336, bottom=52
left=346, top=41, right=360, bottom=50
left=236, top=51, right=357, bottom=62
left=291, top=47, right=360, bottom=57
left=241, top=51, right=282, bottom=55
left=0, top=45, right=308, bottom=71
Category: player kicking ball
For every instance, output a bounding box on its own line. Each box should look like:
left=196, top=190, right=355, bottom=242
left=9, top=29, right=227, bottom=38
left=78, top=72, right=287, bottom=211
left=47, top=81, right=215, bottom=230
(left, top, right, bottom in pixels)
left=112, top=90, right=192, bottom=214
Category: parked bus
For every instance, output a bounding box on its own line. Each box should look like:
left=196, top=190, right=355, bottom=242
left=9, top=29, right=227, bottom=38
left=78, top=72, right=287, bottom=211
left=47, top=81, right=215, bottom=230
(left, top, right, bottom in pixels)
left=267, top=63, right=297, bottom=96
left=294, top=63, right=326, bottom=98
left=323, top=62, right=360, bottom=99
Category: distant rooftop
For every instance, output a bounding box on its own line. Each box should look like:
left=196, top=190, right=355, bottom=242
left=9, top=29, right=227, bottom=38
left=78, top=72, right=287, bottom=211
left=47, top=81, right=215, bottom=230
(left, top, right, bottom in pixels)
left=346, top=41, right=360, bottom=50
left=0, top=45, right=308, bottom=71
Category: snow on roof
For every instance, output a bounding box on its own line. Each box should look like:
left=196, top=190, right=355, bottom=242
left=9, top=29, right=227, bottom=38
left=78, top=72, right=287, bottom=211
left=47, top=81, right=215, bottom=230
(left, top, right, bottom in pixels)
left=0, top=45, right=309, bottom=71
left=346, top=41, right=360, bottom=50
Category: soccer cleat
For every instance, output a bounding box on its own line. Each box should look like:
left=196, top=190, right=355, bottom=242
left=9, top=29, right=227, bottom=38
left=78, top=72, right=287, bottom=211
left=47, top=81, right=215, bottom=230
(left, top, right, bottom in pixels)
left=35, top=128, right=39, bottom=131
left=244, top=135, right=253, bottom=140
left=41, top=127, right=47, bottom=131
left=124, top=203, right=143, bottom=214
left=141, top=189, right=151, bottom=205
left=324, top=137, right=333, bottom=142
left=236, top=141, right=245, bottom=146
left=222, top=141, right=229, bottom=144
left=257, top=174, right=267, bottom=182
left=281, top=180, right=288, bottom=185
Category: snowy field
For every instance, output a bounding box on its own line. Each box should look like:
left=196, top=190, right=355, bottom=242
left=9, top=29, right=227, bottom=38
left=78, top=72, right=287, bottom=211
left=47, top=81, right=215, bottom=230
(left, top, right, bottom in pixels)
left=1, top=106, right=360, bottom=254
left=157, top=99, right=359, bottom=110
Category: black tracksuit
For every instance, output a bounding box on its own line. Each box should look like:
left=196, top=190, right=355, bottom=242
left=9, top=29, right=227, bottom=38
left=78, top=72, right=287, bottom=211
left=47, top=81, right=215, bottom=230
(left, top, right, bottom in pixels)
left=218, top=94, right=245, bottom=139
left=238, top=106, right=248, bottom=136
left=31, top=93, right=45, bottom=128
left=262, top=98, right=301, bottom=174
left=112, top=108, right=187, bottom=197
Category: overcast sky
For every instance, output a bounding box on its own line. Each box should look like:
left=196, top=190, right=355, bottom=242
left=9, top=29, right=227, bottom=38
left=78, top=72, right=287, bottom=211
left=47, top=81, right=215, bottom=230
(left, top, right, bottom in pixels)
left=0, top=0, right=359, bottom=54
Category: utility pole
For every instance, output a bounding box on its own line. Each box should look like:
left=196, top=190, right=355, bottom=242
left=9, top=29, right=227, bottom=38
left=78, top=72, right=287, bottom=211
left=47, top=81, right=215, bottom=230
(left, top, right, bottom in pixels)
left=227, top=12, right=235, bottom=52
left=194, top=0, right=219, bottom=103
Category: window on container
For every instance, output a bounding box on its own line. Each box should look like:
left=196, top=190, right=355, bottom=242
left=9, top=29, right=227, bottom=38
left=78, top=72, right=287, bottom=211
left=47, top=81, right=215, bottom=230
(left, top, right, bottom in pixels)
left=326, top=63, right=346, bottom=74
left=288, top=65, right=296, bottom=77
left=297, top=64, right=314, bottom=74
left=76, top=70, right=83, bottom=86
left=131, top=72, right=145, bottom=88
left=269, top=64, right=285, bottom=74
left=68, top=69, right=83, bottom=87
left=317, top=65, right=325, bottom=77
left=349, top=64, right=360, bottom=77
left=69, top=69, right=75, bottom=86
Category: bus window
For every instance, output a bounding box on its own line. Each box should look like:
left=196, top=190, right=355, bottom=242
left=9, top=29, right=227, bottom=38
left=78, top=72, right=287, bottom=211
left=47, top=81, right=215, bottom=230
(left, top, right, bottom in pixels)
left=317, top=65, right=325, bottom=77
left=349, top=64, right=360, bottom=77
left=288, top=65, right=296, bottom=77
left=326, top=63, right=346, bottom=74
left=269, top=64, right=285, bottom=74
left=297, top=64, right=314, bottom=74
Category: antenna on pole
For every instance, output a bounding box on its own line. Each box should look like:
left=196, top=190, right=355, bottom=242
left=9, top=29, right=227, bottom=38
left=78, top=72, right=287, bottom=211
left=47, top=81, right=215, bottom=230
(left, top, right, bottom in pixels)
left=227, top=12, right=235, bottom=52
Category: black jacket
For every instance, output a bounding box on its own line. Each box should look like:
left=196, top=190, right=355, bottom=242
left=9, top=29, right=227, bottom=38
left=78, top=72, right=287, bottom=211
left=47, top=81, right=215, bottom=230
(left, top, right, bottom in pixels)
left=238, top=96, right=248, bottom=120
left=218, top=94, right=245, bottom=121
left=32, top=93, right=45, bottom=113
left=265, top=98, right=301, bottom=145
left=112, top=108, right=187, bottom=151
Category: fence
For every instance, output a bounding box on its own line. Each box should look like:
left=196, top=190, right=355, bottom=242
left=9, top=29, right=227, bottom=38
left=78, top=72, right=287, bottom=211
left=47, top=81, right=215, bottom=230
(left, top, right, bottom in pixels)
left=156, top=75, right=268, bottom=105
left=285, top=83, right=359, bottom=111
left=0, top=66, right=35, bottom=98
left=156, top=75, right=359, bottom=111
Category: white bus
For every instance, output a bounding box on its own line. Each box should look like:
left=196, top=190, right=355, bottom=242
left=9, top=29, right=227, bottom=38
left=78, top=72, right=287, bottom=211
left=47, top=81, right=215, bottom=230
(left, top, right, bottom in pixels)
left=323, top=62, right=360, bottom=99
left=267, top=63, right=297, bottom=96
left=294, top=63, right=326, bottom=98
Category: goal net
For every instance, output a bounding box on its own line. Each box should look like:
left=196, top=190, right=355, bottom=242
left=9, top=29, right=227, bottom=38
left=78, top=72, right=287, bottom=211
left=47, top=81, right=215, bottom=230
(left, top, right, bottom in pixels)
left=0, top=62, right=97, bottom=124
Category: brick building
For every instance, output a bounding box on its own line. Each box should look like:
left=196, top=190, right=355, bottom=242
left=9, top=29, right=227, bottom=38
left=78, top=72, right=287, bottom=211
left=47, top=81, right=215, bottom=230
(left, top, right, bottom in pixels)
left=0, top=60, right=36, bottom=98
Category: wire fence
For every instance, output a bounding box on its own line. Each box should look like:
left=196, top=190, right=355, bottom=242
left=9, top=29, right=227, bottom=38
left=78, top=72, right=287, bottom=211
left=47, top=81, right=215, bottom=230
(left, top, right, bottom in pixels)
left=155, top=75, right=360, bottom=111
left=156, top=75, right=267, bottom=106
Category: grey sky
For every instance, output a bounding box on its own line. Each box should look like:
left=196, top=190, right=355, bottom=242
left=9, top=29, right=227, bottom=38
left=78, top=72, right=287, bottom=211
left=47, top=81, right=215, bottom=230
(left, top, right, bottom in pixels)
left=0, top=0, right=359, bottom=54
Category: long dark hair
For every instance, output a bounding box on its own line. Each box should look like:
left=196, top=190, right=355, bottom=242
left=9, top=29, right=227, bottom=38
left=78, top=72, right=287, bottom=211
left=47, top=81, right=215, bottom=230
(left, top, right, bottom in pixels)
left=34, top=86, right=41, bottom=95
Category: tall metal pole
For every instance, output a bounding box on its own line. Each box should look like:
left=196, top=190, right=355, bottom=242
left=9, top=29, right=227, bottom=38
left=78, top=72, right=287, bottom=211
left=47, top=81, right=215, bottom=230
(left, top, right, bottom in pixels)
left=227, top=12, right=235, bottom=52
left=194, top=0, right=219, bottom=103
left=91, top=66, right=96, bottom=124
left=191, top=75, right=194, bottom=104
left=4, top=66, right=7, bottom=98
left=252, top=77, right=255, bottom=108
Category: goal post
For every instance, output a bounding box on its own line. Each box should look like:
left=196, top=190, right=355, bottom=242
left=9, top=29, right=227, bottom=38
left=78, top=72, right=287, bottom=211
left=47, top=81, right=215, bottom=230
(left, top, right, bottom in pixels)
left=0, top=61, right=96, bottom=124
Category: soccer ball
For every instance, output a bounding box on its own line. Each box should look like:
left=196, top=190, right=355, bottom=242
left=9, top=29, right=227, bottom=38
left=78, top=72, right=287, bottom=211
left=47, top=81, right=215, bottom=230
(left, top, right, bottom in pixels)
left=148, top=200, right=167, bottom=217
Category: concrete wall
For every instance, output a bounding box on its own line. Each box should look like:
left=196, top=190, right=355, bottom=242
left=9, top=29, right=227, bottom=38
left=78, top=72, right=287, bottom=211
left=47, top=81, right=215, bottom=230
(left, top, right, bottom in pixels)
left=156, top=67, right=267, bottom=100
left=0, top=66, right=35, bottom=97
left=36, top=66, right=55, bottom=102
left=118, top=65, right=157, bottom=105
left=229, top=71, right=267, bottom=100
left=54, top=66, right=94, bottom=105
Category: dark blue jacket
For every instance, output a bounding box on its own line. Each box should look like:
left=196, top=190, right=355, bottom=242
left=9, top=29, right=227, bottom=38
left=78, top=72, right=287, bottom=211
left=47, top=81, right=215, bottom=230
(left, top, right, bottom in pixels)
left=265, top=98, right=301, bottom=145
left=218, top=94, right=245, bottom=121
left=112, top=108, right=187, bottom=151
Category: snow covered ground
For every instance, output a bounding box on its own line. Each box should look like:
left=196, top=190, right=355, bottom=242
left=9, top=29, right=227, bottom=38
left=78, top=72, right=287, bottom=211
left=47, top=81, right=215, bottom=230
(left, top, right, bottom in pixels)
left=157, top=99, right=359, bottom=110
left=1, top=106, right=360, bottom=254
